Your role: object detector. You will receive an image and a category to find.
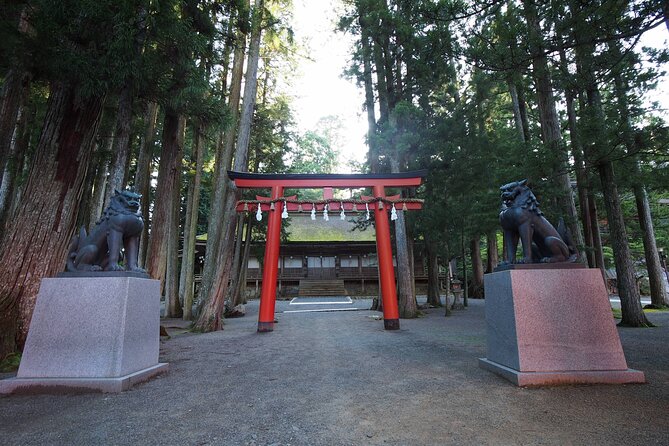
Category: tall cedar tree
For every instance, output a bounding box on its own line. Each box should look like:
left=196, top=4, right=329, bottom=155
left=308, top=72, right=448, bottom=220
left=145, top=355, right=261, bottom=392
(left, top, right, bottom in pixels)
left=0, top=0, right=156, bottom=357
left=0, top=83, right=104, bottom=357
left=195, top=0, right=264, bottom=331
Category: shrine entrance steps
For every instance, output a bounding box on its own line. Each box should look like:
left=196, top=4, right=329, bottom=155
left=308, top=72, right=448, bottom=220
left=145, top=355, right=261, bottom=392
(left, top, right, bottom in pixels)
left=297, top=279, right=347, bottom=297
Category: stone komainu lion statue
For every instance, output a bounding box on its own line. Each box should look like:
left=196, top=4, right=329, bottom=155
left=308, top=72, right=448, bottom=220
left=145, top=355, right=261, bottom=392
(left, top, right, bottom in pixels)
left=66, top=189, right=145, bottom=272
left=499, top=179, right=577, bottom=264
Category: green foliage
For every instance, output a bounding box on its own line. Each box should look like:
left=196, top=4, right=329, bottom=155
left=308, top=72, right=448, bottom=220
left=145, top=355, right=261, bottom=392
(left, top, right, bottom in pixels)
left=337, top=0, right=669, bottom=285
left=14, top=1, right=151, bottom=95
left=0, top=352, right=21, bottom=373
left=290, top=131, right=338, bottom=174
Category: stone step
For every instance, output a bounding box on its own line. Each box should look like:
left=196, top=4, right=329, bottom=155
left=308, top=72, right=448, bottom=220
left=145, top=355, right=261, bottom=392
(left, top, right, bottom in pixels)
left=298, top=280, right=347, bottom=296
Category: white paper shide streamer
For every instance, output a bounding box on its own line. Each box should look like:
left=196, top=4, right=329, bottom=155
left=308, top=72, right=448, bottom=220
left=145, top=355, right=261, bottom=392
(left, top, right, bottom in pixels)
left=281, top=200, right=288, bottom=219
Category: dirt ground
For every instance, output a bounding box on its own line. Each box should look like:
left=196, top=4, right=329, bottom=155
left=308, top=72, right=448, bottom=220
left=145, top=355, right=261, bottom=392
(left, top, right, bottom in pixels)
left=1, top=298, right=668, bottom=446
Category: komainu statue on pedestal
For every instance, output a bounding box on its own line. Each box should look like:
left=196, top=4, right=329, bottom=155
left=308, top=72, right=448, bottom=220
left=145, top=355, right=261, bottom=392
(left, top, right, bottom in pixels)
left=499, top=179, right=578, bottom=265
left=66, top=189, right=145, bottom=272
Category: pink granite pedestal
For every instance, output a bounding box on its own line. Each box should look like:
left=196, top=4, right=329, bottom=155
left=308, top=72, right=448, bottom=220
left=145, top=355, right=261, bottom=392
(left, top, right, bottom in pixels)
left=479, top=268, right=645, bottom=386
left=0, top=277, right=168, bottom=395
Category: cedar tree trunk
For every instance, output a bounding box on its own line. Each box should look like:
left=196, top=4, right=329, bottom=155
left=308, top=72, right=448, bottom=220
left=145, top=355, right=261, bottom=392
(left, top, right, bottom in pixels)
left=198, top=24, right=247, bottom=306
left=425, top=239, right=442, bottom=307
left=104, top=85, right=134, bottom=206
left=470, top=238, right=484, bottom=298
left=598, top=162, right=652, bottom=326
left=146, top=110, right=185, bottom=291
left=195, top=0, right=263, bottom=331
left=486, top=230, right=498, bottom=273
left=135, top=102, right=159, bottom=267
left=0, top=83, right=104, bottom=358
left=523, top=0, right=585, bottom=261
left=180, top=122, right=206, bottom=320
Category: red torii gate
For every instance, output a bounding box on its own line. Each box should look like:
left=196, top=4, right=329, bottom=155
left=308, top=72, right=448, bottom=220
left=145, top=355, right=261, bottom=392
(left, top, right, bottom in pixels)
left=228, top=170, right=427, bottom=332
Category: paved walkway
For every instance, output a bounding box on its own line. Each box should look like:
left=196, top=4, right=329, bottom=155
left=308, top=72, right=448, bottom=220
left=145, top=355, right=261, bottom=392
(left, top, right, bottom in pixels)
left=1, top=298, right=668, bottom=445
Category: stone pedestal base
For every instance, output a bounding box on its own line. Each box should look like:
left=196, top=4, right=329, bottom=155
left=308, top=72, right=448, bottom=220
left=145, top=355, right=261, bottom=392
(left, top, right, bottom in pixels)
left=0, top=277, right=168, bottom=395
left=478, top=358, right=644, bottom=387
left=0, top=363, right=168, bottom=394
left=480, top=268, right=644, bottom=387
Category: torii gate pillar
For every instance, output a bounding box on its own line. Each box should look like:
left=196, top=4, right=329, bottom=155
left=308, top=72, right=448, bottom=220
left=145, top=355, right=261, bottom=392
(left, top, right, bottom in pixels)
left=373, top=184, right=400, bottom=330
left=257, top=185, right=284, bottom=332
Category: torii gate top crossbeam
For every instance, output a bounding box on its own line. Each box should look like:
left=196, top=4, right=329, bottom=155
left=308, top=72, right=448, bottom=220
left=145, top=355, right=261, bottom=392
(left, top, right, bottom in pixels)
left=227, top=170, right=427, bottom=189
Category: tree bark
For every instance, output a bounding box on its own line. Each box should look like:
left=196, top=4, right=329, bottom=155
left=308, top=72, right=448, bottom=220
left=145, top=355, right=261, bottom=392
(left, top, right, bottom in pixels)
left=230, top=0, right=263, bottom=172
left=0, top=83, right=104, bottom=358
left=195, top=0, right=263, bottom=331
left=0, top=68, right=30, bottom=189
left=0, top=99, right=29, bottom=231
left=88, top=134, right=113, bottom=229
left=165, top=135, right=184, bottom=319
left=609, top=45, right=668, bottom=308
left=395, top=208, right=415, bottom=317
left=180, top=122, right=206, bottom=320
left=461, top=233, right=468, bottom=307
left=103, top=86, right=134, bottom=207
left=135, top=102, right=159, bottom=268
left=571, top=16, right=649, bottom=324
left=178, top=165, right=194, bottom=305
left=425, top=238, right=441, bottom=307
left=0, top=5, right=30, bottom=191
left=633, top=183, right=668, bottom=308
left=486, top=229, right=498, bottom=273
left=4, top=97, right=34, bottom=225
left=198, top=23, right=247, bottom=308
left=372, top=41, right=389, bottom=123
left=559, top=47, right=594, bottom=266
left=388, top=157, right=416, bottom=318
left=359, top=27, right=379, bottom=174
left=598, top=162, right=651, bottom=326
left=523, top=0, right=585, bottom=262
left=587, top=190, right=606, bottom=274
left=360, top=30, right=383, bottom=305
left=226, top=214, right=246, bottom=309
left=507, top=80, right=526, bottom=143
left=470, top=238, right=484, bottom=298
left=566, top=100, right=594, bottom=267
left=231, top=216, right=253, bottom=307
left=146, top=110, right=185, bottom=292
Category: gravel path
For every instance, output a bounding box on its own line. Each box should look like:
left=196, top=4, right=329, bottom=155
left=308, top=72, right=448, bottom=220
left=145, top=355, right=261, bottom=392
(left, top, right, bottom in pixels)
left=1, top=298, right=668, bottom=446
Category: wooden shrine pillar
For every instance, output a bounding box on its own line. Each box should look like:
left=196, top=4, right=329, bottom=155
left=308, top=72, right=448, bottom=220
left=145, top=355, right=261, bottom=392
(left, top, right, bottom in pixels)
left=257, top=185, right=284, bottom=332
left=373, top=185, right=400, bottom=330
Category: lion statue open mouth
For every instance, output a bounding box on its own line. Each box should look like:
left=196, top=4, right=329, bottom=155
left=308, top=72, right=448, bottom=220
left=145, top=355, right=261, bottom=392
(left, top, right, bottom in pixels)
left=499, top=179, right=578, bottom=265
left=66, top=189, right=145, bottom=273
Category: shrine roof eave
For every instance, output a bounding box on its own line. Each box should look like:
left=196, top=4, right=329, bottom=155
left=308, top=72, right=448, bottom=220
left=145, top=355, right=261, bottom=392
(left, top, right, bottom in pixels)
left=228, top=170, right=427, bottom=189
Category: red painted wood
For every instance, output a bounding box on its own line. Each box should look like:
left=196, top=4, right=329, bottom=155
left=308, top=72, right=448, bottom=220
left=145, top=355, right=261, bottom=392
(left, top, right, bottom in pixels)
left=229, top=171, right=426, bottom=193
left=257, top=185, right=283, bottom=332
left=233, top=171, right=425, bottom=332
left=236, top=201, right=422, bottom=212
left=373, top=185, right=400, bottom=328
left=232, top=177, right=423, bottom=188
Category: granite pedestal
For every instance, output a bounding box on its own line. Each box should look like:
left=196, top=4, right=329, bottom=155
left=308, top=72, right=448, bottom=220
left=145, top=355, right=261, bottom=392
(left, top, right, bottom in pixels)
left=0, top=277, right=168, bottom=394
left=479, top=268, right=645, bottom=386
